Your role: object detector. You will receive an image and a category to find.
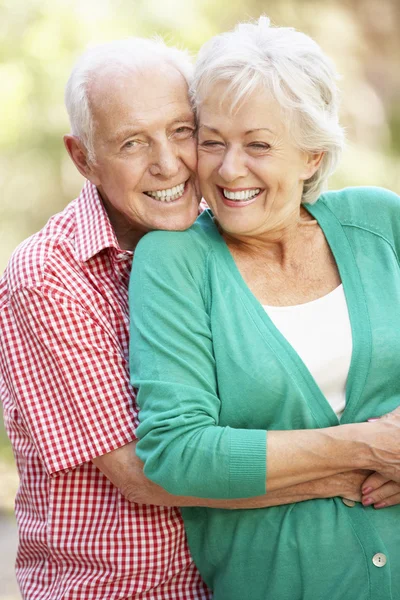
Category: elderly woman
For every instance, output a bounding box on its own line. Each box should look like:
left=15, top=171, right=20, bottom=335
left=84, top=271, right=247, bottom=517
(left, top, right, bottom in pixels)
left=129, top=17, right=400, bottom=600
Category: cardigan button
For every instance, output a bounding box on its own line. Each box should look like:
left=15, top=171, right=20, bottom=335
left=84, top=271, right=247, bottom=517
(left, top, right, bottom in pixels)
left=342, top=498, right=356, bottom=507
left=372, top=553, right=387, bottom=567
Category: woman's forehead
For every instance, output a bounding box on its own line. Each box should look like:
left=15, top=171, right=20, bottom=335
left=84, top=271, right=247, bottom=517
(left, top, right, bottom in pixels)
left=198, top=84, right=284, bottom=131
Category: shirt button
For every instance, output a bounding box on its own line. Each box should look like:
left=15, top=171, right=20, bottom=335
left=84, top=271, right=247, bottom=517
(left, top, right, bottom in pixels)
left=372, top=553, right=387, bottom=567
left=342, top=498, right=356, bottom=508
left=115, top=252, right=133, bottom=262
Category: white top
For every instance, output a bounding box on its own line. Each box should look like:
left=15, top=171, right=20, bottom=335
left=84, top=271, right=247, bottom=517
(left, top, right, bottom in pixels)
left=263, top=285, right=352, bottom=417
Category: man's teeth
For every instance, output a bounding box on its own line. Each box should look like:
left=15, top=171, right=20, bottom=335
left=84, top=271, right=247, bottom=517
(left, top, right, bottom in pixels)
left=223, top=188, right=261, bottom=201
left=146, top=182, right=185, bottom=202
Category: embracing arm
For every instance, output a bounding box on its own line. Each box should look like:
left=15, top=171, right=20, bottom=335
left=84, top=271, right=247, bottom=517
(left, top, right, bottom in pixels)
left=92, top=440, right=370, bottom=507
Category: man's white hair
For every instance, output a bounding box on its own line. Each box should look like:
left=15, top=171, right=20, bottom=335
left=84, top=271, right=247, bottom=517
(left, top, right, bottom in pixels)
left=191, top=16, right=345, bottom=204
left=65, top=37, right=193, bottom=160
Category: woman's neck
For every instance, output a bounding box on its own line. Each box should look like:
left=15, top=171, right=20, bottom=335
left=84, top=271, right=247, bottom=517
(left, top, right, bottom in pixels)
left=221, top=205, right=318, bottom=267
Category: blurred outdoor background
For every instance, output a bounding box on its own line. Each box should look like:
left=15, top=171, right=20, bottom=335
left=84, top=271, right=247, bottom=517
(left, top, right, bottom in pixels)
left=1, top=0, right=399, bottom=597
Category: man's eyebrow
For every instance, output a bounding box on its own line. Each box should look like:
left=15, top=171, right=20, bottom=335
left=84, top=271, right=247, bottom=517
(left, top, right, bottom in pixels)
left=108, top=115, right=196, bottom=143
left=108, top=128, right=143, bottom=143
left=199, top=125, right=275, bottom=135
left=171, top=114, right=196, bottom=124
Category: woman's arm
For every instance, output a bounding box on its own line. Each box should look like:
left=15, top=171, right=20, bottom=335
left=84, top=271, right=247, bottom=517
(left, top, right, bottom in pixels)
left=265, top=412, right=400, bottom=490
left=129, top=230, right=400, bottom=499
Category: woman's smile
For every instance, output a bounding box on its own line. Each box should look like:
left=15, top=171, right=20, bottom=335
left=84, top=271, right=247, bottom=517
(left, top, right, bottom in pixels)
left=217, top=186, right=263, bottom=207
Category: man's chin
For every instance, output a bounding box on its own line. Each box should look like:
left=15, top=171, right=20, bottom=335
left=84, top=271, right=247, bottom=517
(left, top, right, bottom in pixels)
left=149, top=200, right=200, bottom=232
left=154, top=213, right=198, bottom=232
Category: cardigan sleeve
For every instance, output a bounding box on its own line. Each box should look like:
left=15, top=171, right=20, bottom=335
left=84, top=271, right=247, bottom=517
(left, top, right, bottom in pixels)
left=129, top=229, right=266, bottom=499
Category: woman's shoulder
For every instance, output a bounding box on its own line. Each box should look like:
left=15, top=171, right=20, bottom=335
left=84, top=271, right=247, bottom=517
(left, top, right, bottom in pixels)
left=132, top=209, right=217, bottom=272
left=318, top=186, right=400, bottom=234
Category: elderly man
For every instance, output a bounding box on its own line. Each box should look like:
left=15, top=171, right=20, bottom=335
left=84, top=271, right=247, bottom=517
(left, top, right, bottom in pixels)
left=0, top=37, right=370, bottom=600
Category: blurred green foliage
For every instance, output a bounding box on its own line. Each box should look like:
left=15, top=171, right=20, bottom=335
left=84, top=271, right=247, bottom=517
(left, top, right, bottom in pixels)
left=0, top=419, right=13, bottom=462
left=0, top=0, right=400, bottom=460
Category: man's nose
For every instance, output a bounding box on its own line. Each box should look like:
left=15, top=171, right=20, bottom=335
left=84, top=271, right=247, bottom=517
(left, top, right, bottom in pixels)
left=218, top=147, right=248, bottom=183
left=149, top=141, right=180, bottom=178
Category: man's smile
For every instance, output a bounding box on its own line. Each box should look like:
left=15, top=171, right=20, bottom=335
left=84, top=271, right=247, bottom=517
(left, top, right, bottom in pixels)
left=145, top=181, right=187, bottom=202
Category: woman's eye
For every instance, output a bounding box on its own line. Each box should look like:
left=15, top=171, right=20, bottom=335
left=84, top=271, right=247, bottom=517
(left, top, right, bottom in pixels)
left=199, top=140, right=224, bottom=147
left=249, top=143, right=271, bottom=150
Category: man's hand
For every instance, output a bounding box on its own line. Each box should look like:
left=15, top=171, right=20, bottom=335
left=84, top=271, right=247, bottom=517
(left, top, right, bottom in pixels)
left=363, top=406, right=400, bottom=481
left=327, top=469, right=372, bottom=502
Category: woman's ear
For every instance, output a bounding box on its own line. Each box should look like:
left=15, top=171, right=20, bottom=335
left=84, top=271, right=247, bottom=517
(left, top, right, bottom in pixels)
left=301, top=151, right=324, bottom=180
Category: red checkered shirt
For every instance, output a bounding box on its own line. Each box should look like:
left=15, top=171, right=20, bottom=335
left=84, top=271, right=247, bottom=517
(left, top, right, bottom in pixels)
left=0, top=180, right=211, bottom=600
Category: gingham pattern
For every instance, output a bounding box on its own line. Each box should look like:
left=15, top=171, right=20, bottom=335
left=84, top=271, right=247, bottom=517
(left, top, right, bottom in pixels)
left=0, top=180, right=211, bottom=600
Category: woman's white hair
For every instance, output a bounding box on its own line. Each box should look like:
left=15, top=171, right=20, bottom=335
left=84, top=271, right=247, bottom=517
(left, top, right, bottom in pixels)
left=191, top=16, right=345, bottom=203
left=65, top=37, right=193, bottom=161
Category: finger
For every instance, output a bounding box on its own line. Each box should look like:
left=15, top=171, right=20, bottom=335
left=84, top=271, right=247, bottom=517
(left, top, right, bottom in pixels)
left=362, top=481, right=400, bottom=506
left=374, top=492, right=400, bottom=509
left=361, top=472, right=389, bottom=495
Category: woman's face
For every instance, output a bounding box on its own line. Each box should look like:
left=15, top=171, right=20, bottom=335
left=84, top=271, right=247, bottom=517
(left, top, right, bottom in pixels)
left=197, top=83, right=319, bottom=238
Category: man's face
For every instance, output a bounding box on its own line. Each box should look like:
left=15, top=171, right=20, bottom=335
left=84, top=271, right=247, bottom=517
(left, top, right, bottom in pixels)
left=87, top=64, right=199, bottom=248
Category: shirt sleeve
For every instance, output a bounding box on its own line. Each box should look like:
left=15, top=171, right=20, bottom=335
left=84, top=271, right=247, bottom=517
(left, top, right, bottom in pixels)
left=1, top=285, right=137, bottom=476
left=129, top=230, right=266, bottom=500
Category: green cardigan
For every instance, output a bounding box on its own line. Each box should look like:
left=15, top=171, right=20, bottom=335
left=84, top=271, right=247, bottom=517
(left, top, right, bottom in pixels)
left=129, top=187, right=400, bottom=600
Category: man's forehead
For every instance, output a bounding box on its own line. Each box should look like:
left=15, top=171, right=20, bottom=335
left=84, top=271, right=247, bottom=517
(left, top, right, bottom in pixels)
left=88, top=65, right=194, bottom=143
left=88, top=61, right=188, bottom=103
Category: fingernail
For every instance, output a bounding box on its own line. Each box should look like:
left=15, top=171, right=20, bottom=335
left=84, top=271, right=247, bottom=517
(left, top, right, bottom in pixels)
left=374, top=501, right=386, bottom=509
left=367, top=418, right=380, bottom=422
left=362, top=486, right=373, bottom=495
left=362, top=497, right=373, bottom=506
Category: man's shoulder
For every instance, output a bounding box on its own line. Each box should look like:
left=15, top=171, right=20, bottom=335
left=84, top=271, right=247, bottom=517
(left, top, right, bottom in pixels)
left=2, top=200, right=78, bottom=295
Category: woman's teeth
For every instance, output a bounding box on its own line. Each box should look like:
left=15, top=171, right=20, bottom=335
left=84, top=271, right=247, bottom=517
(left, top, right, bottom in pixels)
left=223, top=188, right=261, bottom=201
left=146, top=182, right=185, bottom=202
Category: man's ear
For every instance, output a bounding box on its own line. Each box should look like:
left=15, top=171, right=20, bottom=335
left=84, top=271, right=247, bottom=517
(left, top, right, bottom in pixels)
left=63, top=135, right=100, bottom=184
left=301, top=151, right=324, bottom=181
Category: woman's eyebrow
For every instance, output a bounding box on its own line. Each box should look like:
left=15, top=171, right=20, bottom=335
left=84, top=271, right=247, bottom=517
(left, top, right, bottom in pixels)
left=244, top=127, right=275, bottom=135
left=198, top=125, right=275, bottom=135
left=198, top=125, right=221, bottom=134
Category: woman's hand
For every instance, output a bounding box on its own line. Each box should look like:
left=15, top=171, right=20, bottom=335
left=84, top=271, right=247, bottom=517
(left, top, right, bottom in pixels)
left=361, top=472, right=400, bottom=509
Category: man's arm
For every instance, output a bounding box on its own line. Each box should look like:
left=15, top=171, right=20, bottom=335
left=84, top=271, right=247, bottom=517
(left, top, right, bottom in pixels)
left=92, top=441, right=370, bottom=508
left=2, top=285, right=137, bottom=476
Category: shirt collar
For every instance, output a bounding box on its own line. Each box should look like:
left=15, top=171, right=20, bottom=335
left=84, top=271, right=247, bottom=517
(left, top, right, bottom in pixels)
left=74, top=180, right=125, bottom=262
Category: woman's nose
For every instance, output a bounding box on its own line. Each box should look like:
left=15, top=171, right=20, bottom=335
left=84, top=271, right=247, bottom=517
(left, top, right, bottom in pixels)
left=218, top=147, right=248, bottom=183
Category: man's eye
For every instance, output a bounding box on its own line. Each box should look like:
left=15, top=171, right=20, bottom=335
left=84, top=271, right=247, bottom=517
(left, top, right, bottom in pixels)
left=175, top=126, right=195, bottom=137
left=122, top=140, right=139, bottom=149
